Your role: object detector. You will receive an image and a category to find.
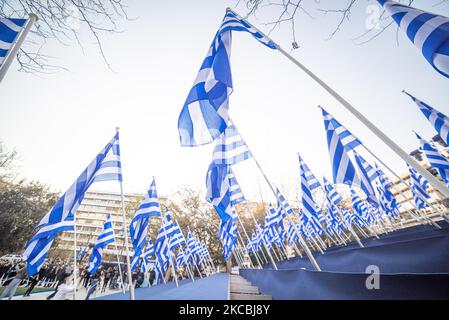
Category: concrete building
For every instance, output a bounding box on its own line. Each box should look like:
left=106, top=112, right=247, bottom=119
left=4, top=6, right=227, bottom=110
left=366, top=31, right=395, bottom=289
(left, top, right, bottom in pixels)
left=55, top=190, right=165, bottom=264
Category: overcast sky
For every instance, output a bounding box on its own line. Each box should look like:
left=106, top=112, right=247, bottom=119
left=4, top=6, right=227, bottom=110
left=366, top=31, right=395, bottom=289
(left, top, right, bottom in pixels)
left=1, top=0, right=448, bottom=204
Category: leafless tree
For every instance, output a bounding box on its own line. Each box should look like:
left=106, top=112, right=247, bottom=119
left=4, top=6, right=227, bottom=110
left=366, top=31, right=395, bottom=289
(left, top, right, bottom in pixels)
left=0, top=0, right=131, bottom=73
left=238, top=0, right=448, bottom=48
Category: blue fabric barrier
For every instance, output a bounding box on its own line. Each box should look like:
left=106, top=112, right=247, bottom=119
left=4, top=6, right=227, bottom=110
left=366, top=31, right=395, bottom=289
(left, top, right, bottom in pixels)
left=240, top=268, right=449, bottom=300
left=272, top=222, right=449, bottom=273
left=96, top=273, right=229, bottom=300
left=241, top=222, right=449, bottom=299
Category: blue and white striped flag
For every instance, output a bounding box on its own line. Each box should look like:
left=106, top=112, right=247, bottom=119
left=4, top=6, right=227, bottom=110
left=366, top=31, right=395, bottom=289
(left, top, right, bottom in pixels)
left=206, top=163, right=233, bottom=222
left=353, top=153, right=380, bottom=207
left=320, top=107, right=362, bottom=151
left=404, top=92, right=449, bottom=146
left=323, top=177, right=343, bottom=206
left=276, top=188, right=294, bottom=216
left=176, top=248, right=187, bottom=270
left=321, top=107, right=361, bottom=187
left=154, top=212, right=177, bottom=266
left=141, top=239, right=155, bottom=272
left=0, top=17, right=27, bottom=68
left=378, top=0, right=449, bottom=78
left=212, top=125, right=252, bottom=165
left=23, top=132, right=122, bottom=276
left=416, top=132, right=449, bottom=187
left=170, top=222, right=186, bottom=251
left=298, top=154, right=324, bottom=223
left=407, top=164, right=431, bottom=209
left=130, top=178, right=161, bottom=270
left=87, top=214, right=115, bottom=274
left=177, top=10, right=276, bottom=147
left=228, top=169, right=246, bottom=206
left=186, top=232, right=200, bottom=264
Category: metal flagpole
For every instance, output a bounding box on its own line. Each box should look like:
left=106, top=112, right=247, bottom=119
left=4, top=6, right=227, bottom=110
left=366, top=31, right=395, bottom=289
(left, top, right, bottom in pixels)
left=360, top=144, right=445, bottom=227
left=226, top=7, right=449, bottom=200
left=73, top=214, right=78, bottom=300
left=229, top=118, right=321, bottom=271
left=237, top=216, right=263, bottom=268
left=0, top=13, right=38, bottom=83
left=116, top=127, right=135, bottom=300
left=167, top=235, right=179, bottom=288
left=110, top=217, right=126, bottom=294
left=174, top=220, right=195, bottom=282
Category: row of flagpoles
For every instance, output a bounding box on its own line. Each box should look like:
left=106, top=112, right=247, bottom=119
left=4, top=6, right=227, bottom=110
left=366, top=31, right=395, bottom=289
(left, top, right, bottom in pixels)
left=3, top=0, right=449, bottom=300
left=20, top=128, right=216, bottom=300
left=176, top=3, right=449, bottom=273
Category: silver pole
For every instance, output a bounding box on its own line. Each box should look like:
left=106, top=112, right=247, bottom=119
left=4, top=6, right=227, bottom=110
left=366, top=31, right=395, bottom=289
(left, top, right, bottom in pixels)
left=116, top=128, right=135, bottom=300
left=110, top=217, right=126, bottom=294
left=229, top=118, right=321, bottom=271
left=73, top=214, right=78, bottom=300
left=0, top=13, right=38, bottom=83
left=226, top=7, right=449, bottom=199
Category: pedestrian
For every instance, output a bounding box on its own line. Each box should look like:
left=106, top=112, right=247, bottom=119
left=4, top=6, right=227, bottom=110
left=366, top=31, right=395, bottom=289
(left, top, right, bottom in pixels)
left=51, top=275, right=74, bottom=300
left=46, top=264, right=70, bottom=300
left=101, top=267, right=112, bottom=293
left=0, top=262, right=27, bottom=300
left=23, top=274, right=39, bottom=297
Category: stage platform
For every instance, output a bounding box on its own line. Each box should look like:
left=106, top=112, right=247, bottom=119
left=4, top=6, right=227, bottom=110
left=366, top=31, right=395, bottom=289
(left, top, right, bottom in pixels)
left=96, top=272, right=229, bottom=300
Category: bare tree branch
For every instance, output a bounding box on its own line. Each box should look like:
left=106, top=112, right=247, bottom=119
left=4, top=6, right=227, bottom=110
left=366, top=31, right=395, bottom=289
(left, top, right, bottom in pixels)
left=0, top=0, right=131, bottom=73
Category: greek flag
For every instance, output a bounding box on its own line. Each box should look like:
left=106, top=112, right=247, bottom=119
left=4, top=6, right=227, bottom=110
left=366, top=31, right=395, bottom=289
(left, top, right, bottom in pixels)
left=0, top=17, right=27, bottom=68
left=378, top=0, right=449, bottom=78
left=404, top=91, right=449, bottom=146
left=407, top=164, right=431, bottom=209
left=206, top=163, right=233, bottom=222
left=130, top=178, right=161, bottom=270
left=23, top=132, right=122, bottom=276
left=186, top=232, right=200, bottom=264
left=320, top=107, right=362, bottom=151
left=416, top=132, right=449, bottom=187
left=276, top=188, right=294, bottom=215
left=87, top=214, right=115, bottom=274
left=353, top=153, right=380, bottom=207
left=176, top=249, right=187, bottom=270
left=321, top=107, right=361, bottom=187
left=228, top=169, right=246, bottom=206
left=178, top=10, right=276, bottom=147
left=170, top=222, right=186, bottom=251
left=154, top=212, right=177, bottom=265
left=218, top=207, right=238, bottom=260
left=298, top=154, right=324, bottom=222
left=141, top=239, right=155, bottom=271
left=212, top=125, right=252, bottom=165
left=323, top=177, right=343, bottom=205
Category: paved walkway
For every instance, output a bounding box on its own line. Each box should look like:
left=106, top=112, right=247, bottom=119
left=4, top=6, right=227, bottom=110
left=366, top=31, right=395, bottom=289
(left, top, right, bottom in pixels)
left=96, top=272, right=229, bottom=300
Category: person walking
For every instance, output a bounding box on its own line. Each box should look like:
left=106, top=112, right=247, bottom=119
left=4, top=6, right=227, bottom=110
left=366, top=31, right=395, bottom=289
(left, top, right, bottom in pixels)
left=101, top=267, right=112, bottom=293
left=51, top=275, right=74, bottom=300
left=0, top=262, right=27, bottom=300
left=46, top=264, right=70, bottom=300
left=23, top=274, right=39, bottom=297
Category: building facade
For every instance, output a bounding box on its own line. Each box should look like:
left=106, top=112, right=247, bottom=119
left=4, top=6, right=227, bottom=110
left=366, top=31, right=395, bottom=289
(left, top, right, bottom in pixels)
left=55, top=190, right=165, bottom=264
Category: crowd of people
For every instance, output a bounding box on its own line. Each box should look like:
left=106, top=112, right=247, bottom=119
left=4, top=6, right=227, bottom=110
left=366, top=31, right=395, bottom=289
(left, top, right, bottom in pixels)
left=0, top=257, right=153, bottom=300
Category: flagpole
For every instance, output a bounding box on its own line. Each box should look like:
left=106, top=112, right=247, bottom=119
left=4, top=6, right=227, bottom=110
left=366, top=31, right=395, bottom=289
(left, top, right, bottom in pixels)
left=116, top=127, right=135, bottom=300
left=73, top=214, right=78, bottom=300
left=229, top=118, right=321, bottom=271
left=360, top=144, right=445, bottom=227
left=110, top=216, right=126, bottom=294
left=167, top=235, right=179, bottom=288
left=237, top=216, right=263, bottom=268
left=0, top=13, right=38, bottom=83
left=226, top=8, right=449, bottom=201
left=174, top=220, right=195, bottom=282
